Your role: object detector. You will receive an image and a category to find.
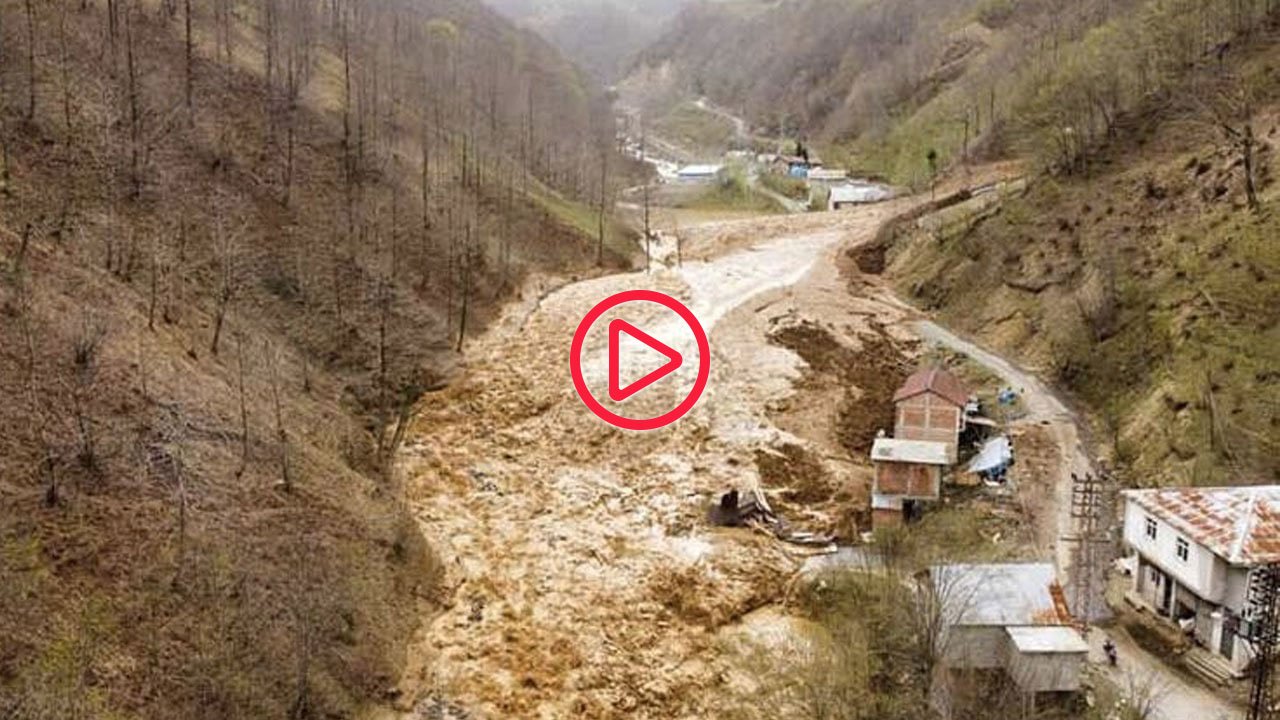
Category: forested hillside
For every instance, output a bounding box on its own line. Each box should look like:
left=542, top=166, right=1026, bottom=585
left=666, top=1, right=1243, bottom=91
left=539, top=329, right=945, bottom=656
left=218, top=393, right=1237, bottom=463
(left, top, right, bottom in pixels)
left=0, top=0, right=627, bottom=714
left=629, top=0, right=1280, bottom=185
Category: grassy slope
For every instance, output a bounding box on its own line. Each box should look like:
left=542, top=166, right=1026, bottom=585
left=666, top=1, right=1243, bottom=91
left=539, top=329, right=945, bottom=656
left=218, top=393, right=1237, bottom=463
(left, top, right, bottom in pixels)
left=0, top=0, right=626, bottom=717
left=885, top=36, right=1280, bottom=487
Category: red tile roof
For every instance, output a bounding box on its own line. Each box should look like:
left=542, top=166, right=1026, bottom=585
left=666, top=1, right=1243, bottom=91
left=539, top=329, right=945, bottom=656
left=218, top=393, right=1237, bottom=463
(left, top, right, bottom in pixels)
left=1125, top=485, right=1280, bottom=565
left=893, top=366, right=968, bottom=407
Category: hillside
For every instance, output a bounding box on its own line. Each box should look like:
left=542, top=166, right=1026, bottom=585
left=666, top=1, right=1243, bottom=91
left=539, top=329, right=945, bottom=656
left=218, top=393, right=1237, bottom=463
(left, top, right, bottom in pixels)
left=627, top=0, right=1276, bottom=186
left=487, top=0, right=689, bottom=83
left=875, top=20, right=1280, bottom=487
left=0, top=0, right=629, bottom=716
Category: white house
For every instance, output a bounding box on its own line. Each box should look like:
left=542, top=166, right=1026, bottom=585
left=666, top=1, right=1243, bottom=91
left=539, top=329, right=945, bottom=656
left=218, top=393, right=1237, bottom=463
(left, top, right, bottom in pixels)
left=930, top=563, right=1087, bottom=717
left=1121, top=485, right=1280, bottom=677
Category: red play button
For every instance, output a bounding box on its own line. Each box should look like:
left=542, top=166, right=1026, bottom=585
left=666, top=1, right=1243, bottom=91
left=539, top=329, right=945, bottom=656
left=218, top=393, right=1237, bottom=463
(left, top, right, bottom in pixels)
left=570, top=289, right=711, bottom=431
left=608, top=319, right=683, bottom=402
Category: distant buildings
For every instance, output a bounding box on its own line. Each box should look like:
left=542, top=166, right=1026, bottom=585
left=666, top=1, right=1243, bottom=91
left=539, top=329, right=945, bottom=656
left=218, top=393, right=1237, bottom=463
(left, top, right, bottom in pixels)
left=1121, top=484, right=1280, bottom=677
left=931, top=562, right=1087, bottom=717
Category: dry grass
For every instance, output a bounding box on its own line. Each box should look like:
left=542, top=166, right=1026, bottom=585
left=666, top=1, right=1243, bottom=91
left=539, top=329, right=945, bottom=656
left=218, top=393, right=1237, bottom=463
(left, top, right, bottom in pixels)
left=0, top=0, right=622, bottom=715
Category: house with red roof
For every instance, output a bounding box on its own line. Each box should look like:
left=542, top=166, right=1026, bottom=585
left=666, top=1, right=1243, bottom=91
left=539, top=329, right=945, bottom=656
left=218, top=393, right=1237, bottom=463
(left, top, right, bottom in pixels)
left=892, top=366, right=969, bottom=462
left=1122, top=484, right=1280, bottom=677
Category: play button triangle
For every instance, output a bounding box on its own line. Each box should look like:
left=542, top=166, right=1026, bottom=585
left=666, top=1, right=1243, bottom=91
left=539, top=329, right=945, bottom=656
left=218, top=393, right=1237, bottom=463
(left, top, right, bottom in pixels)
left=608, top=318, right=683, bottom=402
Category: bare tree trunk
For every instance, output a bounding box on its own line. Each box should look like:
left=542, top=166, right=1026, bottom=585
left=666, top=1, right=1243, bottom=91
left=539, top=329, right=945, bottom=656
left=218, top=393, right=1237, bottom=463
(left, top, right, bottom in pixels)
left=184, top=0, right=193, bottom=119
left=455, top=223, right=472, bottom=352
left=24, top=0, right=37, bottom=122
left=237, top=333, right=249, bottom=477
left=267, top=342, right=291, bottom=491
left=125, top=5, right=142, bottom=198
left=59, top=0, right=73, bottom=143
left=596, top=146, right=608, bottom=267
left=1242, top=123, right=1259, bottom=212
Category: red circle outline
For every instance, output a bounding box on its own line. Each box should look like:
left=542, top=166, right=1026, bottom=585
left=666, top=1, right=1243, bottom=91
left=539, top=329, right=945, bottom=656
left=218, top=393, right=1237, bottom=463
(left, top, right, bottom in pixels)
left=570, top=290, right=710, bottom=431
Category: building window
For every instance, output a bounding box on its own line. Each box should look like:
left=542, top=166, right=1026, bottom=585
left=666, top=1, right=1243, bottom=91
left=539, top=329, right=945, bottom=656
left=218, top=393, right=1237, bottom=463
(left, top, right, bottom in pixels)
left=1176, top=537, right=1190, bottom=562
left=1145, top=516, right=1158, bottom=540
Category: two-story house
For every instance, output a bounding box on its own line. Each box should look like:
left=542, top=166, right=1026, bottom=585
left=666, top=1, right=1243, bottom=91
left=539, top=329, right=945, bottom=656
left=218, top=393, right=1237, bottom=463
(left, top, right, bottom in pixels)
left=1121, top=485, right=1280, bottom=677
left=893, top=366, right=968, bottom=462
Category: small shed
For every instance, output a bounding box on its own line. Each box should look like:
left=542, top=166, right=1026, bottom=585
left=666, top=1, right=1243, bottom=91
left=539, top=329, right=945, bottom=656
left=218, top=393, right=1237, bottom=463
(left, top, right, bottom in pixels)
left=871, top=438, right=950, bottom=499
left=930, top=562, right=1087, bottom=714
left=893, top=366, right=968, bottom=460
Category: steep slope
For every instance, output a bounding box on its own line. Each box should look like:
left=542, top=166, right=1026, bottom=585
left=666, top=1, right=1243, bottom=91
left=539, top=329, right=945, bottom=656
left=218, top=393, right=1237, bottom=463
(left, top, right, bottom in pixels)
left=0, top=0, right=628, bottom=716
left=878, top=24, right=1280, bottom=487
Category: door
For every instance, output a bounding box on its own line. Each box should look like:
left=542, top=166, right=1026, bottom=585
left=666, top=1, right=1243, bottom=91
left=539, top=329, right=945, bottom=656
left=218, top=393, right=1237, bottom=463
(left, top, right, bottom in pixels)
left=1221, top=614, right=1237, bottom=660
left=1159, top=573, right=1173, bottom=614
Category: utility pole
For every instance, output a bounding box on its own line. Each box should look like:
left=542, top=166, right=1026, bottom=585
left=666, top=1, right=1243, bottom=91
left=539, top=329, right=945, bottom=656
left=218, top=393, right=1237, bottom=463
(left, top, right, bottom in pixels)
left=1068, top=471, right=1110, bottom=624
left=1246, top=565, right=1280, bottom=720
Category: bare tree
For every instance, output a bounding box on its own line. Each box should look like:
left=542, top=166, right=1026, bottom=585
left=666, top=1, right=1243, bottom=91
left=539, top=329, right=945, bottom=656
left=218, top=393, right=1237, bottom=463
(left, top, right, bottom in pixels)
left=210, top=219, right=240, bottom=356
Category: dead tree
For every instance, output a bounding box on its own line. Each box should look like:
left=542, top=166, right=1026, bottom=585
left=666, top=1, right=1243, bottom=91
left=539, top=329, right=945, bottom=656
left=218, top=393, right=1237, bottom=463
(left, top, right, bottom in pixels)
left=1196, top=71, right=1264, bottom=212
left=184, top=0, right=194, bottom=117
left=71, top=311, right=107, bottom=475
left=23, top=0, right=36, bottom=122
left=209, top=220, right=239, bottom=356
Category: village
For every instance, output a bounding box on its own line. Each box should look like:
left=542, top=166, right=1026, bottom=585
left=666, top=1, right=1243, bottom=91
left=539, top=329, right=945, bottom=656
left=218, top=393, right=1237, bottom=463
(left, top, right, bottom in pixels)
left=606, top=95, right=1279, bottom=717
left=767, top=356, right=1278, bottom=718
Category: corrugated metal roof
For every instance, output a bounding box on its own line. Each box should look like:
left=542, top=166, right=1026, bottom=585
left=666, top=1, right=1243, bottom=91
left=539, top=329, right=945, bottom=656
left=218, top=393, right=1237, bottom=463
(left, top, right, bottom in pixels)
left=1124, top=485, right=1280, bottom=566
left=893, top=366, right=968, bottom=407
left=1006, top=626, right=1088, bottom=654
left=871, top=438, right=951, bottom=465
left=932, top=562, right=1073, bottom=627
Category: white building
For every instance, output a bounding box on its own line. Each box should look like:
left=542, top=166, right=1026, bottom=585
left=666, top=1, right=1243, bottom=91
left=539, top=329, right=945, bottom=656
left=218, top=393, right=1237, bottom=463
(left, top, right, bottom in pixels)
left=828, top=182, right=892, bottom=210
left=675, top=164, right=722, bottom=182
left=931, top=563, right=1087, bottom=717
left=1121, top=485, right=1280, bottom=677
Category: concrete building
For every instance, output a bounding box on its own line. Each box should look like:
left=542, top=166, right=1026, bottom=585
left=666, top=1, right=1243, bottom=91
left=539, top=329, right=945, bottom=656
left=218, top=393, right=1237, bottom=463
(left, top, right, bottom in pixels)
left=828, top=182, right=892, bottom=209
left=931, top=562, right=1087, bottom=717
left=869, top=437, right=950, bottom=529
left=893, top=366, right=968, bottom=460
left=1121, top=485, right=1280, bottom=677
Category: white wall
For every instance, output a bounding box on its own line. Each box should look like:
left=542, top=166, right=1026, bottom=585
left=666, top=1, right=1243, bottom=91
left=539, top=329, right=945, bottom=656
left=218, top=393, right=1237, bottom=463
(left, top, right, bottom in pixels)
left=1122, top=498, right=1228, bottom=604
